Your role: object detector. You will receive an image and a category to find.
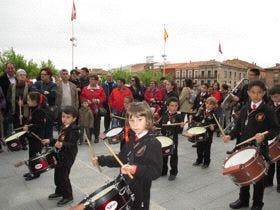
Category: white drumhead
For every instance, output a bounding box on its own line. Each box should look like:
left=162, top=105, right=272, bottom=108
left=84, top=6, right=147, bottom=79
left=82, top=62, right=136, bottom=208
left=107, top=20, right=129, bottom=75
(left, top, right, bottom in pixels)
left=187, top=127, right=206, bottom=135
left=91, top=185, right=115, bottom=201
left=268, top=137, right=276, bottom=145
left=224, top=148, right=256, bottom=168
left=5, top=131, right=27, bottom=142
left=106, top=127, right=123, bottom=137
left=156, top=136, right=173, bottom=147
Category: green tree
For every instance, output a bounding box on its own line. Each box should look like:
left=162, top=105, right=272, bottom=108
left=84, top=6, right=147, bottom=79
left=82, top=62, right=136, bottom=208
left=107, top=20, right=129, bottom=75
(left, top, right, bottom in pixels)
left=0, top=48, right=58, bottom=78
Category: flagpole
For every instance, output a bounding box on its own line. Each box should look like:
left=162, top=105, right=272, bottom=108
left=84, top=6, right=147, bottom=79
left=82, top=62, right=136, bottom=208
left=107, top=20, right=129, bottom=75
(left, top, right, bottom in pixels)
left=71, top=21, right=74, bottom=70
left=162, top=24, right=167, bottom=76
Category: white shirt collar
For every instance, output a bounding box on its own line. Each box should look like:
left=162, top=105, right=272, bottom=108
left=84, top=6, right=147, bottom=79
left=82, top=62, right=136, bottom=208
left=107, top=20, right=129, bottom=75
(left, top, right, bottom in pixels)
left=136, top=130, right=148, bottom=139
left=251, top=100, right=262, bottom=109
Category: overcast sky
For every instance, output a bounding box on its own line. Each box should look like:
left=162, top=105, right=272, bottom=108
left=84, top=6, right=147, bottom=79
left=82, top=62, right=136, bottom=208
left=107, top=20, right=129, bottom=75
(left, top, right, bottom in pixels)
left=1, top=0, right=279, bottom=70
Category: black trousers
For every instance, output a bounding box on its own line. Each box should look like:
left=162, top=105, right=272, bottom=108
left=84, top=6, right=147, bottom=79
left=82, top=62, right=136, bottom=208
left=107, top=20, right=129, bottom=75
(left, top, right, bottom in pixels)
left=162, top=141, right=178, bottom=176
left=54, top=164, right=73, bottom=199
left=266, top=160, right=280, bottom=186
left=92, top=113, right=101, bottom=140
left=196, top=140, right=212, bottom=165
left=103, top=103, right=111, bottom=131
left=239, top=177, right=265, bottom=207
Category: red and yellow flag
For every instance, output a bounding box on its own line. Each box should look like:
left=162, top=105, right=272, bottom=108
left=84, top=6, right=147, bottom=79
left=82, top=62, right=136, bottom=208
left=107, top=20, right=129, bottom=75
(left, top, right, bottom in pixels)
left=164, top=28, right=168, bottom=42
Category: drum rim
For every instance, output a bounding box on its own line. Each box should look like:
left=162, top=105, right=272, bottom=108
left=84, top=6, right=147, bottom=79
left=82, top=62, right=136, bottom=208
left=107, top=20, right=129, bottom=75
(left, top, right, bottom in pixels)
left=105, top=127, right=124, bottom=137
left=5, top=131, right=27, bottom=142
left=187, top=127, right=206, bottom=135
left=224, top=147, right=257, bottom=169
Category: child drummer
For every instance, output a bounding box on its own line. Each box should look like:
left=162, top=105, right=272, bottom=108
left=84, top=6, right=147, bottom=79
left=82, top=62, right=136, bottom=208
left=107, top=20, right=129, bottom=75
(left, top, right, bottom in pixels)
left=183, top=96, right=217, bottom=168
left=92, top=102, right=162, bottom=210
left=223, top=80, right=280, bottom=210
left=42, top=106, right=79, bottom=207
left=265, top=86, right=280, bottom=192
left=158, top=97, right=184, bottom=181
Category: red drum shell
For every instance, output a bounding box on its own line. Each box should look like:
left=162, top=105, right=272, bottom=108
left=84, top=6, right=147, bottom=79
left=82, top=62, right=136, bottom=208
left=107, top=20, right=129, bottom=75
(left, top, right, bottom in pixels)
left=268, top=137, right=280, bottom=162
left=223, top=147, right=266, bottom=187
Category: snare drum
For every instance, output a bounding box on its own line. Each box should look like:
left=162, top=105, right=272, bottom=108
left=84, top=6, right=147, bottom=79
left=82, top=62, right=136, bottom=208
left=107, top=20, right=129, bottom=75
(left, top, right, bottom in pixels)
left=75, top=176, right=134, bottom=210
left=105, top=127, right=124, bottom=144
left=5, top=131, right=26, bottom=151
left=268, top=136, right=280, bottom=162
left=186, top=127, right=206, bottom=143
left=223, top=147, right=266, bottom=186
left=156, top=136, right=174, bottom=156
left=28, top=149, right=57, bottom=174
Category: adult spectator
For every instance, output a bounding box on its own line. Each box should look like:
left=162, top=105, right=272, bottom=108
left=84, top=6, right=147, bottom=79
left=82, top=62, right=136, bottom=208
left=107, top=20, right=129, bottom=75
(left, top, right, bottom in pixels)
left=7, top=69, right=31, bottom=149
left=144, top=80, right=163, bottom=114
left=0, top=63, right=16, bottom=137
left=109, top=78, right=133, bottom=128
left=56, top=69, right=79, bottom=130
left=79, top=67, right=90, bottom=89
left=130, top=76, right=145, bottom=101
left=31, top=67, right=57, bottom=138
left=80, top=74, right=106, bottom=143
left=102, top=73, right=117, bottom=131
left=179, top=78, right=195, bottom=119
left=0, top=86, right=6, bottom=152
left=69, top=69, right=81, bottom=88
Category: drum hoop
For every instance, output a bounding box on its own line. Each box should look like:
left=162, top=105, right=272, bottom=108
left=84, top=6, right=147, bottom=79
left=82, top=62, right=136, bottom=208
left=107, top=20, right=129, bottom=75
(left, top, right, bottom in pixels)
left=224, top=147, right=257, bottom=168
left=188, top=127, right=206, bottom=135
left=106, top=127, right=123, bottom=137
left=80, top=180, right=116, bottom=205
left=5, top=131, right=27, bottom=142
left=156, top=136, right=173, bottom=143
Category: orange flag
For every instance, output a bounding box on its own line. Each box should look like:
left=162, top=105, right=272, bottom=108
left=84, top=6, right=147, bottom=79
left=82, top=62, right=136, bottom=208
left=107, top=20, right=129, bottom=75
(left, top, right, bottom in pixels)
left=164, top=28, right=168, bottom=42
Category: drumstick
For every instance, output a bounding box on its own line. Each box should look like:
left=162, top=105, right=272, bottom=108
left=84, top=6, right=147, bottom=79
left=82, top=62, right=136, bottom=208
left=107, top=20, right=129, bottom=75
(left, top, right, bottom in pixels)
left=31, top=132, right=43, bottom=141
left=235, top=131, right=269, bottom=148
left=162, top=121, right=188, bottom=126
left=14, top=124, right=33, bottom=131
left=19, top=96, right=22, bottom=125
left=84, top=131, right=102, bottom=173
left=212, top=114, right=225, bottom=137
left=111, top=114, right=126, bottom=120
left=103, top=142, right=133, bottom=179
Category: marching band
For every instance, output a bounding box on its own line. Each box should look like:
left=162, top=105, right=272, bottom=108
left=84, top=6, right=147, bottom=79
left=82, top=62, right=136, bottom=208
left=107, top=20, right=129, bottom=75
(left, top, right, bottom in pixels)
left=0, top=64, right=279, bottom=210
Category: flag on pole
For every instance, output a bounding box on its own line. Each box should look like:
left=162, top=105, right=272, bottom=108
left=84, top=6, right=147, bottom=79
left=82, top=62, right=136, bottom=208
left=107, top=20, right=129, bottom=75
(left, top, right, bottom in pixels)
left=218, top=42, right=223, bottom=54
left=71, top=1, right=76, bottom=21
left=164, top=28, right=168, bottom=42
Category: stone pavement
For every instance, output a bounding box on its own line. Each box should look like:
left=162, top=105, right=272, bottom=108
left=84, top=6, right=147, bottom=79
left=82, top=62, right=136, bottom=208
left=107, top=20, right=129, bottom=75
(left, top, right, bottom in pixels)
left=0, top=124, right=279, bottom=210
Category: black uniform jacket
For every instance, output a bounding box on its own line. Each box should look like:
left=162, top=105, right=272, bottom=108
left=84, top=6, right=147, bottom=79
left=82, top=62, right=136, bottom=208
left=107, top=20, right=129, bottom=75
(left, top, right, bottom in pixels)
left=98, top=131, right=163, bottom=208
left=229, top=101, right=280, bottom=160
left=192, top=109, right=217, bottom=141
left=160, top=111, right=183, bottom=141
left=50, top=123, right=79, bottom=166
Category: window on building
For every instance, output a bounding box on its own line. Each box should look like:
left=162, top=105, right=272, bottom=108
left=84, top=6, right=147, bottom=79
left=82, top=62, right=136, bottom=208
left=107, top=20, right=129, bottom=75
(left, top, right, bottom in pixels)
left=176, top=79, right=180, bottom=87
left=214, top=70, right=217, bottom=78
left=182, top=70, right=186, bottom=78
left=201, top=80, right=204, bottom=85
left=207, top=80, right=211, bottom=85
left=234, top=72, right=237, bottom=79
left=224, top=70, right=227, bottom=78
left=208, top=70, right=211, bottom=78
left=239, top=73, right=242, bottom=80
left=229, top=71, right=232, bottom=78
left=188, top=70, right=192, bottom=78
left=175, top=70, right=180, bottom=78
left=181, top=79, right=185, bottom=87
left=194, top=70, right=198, bottom=78
left=201, top=71, right=205, bottom=78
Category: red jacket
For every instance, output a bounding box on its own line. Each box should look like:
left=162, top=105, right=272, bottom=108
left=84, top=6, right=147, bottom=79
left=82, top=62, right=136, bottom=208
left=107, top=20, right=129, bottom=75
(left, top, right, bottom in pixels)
left=80, top=85, right=106, bottom=112
left=144, top=87, right=163, bottom=104
left=109, top=87, right=133, bottom=112
left=212, top=91, right=222, bottom=104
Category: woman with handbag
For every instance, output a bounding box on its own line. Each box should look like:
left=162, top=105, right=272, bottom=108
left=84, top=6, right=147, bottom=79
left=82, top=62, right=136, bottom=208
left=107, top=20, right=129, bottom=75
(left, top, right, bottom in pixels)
left=179, top=79, right=195, bottom=119
left=80, top=74, right=106, bottom=143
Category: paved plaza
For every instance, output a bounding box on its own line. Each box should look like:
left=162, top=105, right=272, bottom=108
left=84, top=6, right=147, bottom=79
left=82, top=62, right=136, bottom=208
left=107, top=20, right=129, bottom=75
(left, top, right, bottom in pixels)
left=0, top=122, right=279, bottom=210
